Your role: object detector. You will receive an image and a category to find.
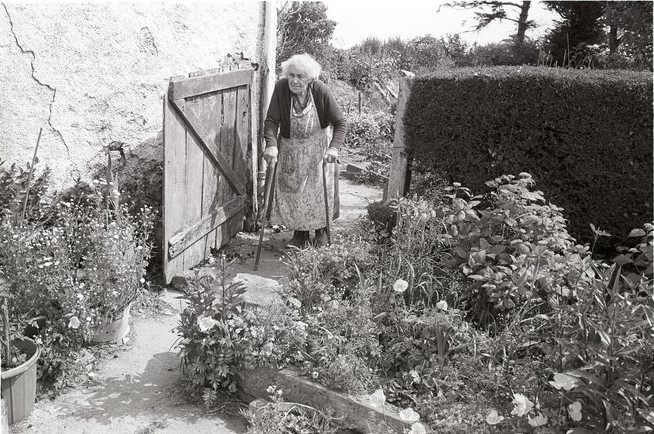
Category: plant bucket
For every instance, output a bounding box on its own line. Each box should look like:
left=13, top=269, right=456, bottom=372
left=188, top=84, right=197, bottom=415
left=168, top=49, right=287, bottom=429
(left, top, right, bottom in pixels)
left=91, top=303, right=131, bottom=344
left=1, top=337, right=40, bottom=425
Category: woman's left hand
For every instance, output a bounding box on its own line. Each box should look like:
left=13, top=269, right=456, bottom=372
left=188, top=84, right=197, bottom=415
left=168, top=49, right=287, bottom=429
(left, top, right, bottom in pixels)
left=323, top=147, right=338, bottom=163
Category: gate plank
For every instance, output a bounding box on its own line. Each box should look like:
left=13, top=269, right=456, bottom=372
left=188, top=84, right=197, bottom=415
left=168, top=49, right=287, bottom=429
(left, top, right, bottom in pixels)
left=171, top=98, right=245, bottom=196
left=169, top=196, right=244, bottom=259
left=188, top=92, right=223, bottom=258
left=169, top=68, right=253, bottom=101
left=234, top=85, right=250, bottom=182
left=163, top=96, right=188, bottom=280
left=183, top=98, right=206, bottom=269
left=221, top=88, right=238, bottom=204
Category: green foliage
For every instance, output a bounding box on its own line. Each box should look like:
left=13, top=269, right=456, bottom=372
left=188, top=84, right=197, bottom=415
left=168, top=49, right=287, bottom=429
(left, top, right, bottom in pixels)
left=343, top=110, right=393, bottom=183
left=0, top=180, right=155, bottom=389
left=0, top=159, right=51, bottom=223
left=550, top=262, right=654, bottom=431
left=404, top=66, right=653, bottom=250
left=176, top=260, right=305, bottom=403
left=281, top=240, right=380, bottom=393
left=243, top=386, right=338, bottom=434
left=276, top=1, right=336, bottom=66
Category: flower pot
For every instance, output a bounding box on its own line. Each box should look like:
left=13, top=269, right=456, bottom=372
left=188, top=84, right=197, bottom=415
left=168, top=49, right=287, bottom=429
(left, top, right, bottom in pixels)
left=91, top=303, right=131, bottom=344
left=1, top=337, right=40, bottom=425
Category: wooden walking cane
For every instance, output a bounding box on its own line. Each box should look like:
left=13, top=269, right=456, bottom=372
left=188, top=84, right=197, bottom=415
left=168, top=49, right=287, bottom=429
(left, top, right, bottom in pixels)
left=254, top=160, right=276, bottom=271
left=322, top=160, right=331, bottom=246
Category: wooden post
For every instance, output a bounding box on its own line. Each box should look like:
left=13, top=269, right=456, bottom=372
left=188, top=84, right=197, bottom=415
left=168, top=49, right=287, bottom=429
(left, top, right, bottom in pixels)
left=384, top=71, right=414, bottom=203
left=358, top=92, right=362, bottom=114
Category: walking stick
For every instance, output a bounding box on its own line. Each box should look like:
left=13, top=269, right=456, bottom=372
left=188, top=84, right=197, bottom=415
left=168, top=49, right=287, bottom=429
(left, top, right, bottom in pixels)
left=322, top=160, right=331, bottom=246
left=254, top=160, right=276, bottom=271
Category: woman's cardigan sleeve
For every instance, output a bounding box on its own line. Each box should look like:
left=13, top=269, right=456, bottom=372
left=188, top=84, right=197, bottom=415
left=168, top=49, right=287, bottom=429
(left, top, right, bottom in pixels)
left=263, top=81, right=284, bottom=149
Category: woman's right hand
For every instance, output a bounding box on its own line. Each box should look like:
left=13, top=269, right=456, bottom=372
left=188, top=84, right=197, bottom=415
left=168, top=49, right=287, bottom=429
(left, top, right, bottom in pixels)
left=263, top=146, right=278, bottom=164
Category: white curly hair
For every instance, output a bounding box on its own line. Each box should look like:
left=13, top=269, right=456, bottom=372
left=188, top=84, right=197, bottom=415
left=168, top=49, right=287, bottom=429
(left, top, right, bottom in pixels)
left=280, top=53, right=322, bottom=80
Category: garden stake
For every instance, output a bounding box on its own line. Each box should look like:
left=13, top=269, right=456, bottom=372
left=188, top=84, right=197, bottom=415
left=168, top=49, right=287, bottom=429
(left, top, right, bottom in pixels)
left=322, top=160, right=331, bottom=246
left=20, top=127, right=43, bottom=224
left=254, top=160, right=276, bottom=271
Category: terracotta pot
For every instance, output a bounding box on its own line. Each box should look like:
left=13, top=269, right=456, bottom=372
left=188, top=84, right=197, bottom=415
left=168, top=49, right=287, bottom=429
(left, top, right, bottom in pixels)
left=1, top=337, right=40, bottom=425
left=91, top=303, right=131, bottom=344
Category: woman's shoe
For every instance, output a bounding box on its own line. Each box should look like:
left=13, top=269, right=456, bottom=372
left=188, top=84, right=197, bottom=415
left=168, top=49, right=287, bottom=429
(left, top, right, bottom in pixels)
left=287, top=230, right=309, bottom=249
left=314, top=228, right=328, bottom=247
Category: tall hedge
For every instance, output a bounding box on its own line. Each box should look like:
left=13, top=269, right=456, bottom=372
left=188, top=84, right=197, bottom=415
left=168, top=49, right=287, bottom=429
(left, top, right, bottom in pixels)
left=404, top=66, right=653, bottom=248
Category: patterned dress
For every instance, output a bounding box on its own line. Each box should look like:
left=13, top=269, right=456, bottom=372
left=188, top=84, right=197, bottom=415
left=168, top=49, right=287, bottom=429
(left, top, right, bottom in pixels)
left=271, top=93, right=335, bottom=231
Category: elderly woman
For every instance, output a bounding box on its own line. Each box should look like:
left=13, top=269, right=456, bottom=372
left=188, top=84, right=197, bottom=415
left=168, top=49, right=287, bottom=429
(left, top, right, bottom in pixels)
left=262, top=53, right=347, bottom=248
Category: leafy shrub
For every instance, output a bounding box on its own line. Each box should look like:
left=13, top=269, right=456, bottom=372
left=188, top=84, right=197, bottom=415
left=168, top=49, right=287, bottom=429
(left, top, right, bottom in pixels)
left=404, top=66, right=653, bottom=249
left=343, top=110, right=393, bottom=183
left=176, top=261, right=305, bottom=404
left=0, top=159, right=51, bottom=223
left=0, top=180, right=154, bottom=389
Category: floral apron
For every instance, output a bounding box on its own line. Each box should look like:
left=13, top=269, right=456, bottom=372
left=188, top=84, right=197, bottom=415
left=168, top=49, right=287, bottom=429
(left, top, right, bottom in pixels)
left=271, top=93, right=336, bottom=231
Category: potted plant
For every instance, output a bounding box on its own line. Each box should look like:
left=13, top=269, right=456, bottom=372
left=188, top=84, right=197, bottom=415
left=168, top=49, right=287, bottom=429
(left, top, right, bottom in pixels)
left=0, top=276, right=41, bottom=426
left=0, top=174, right=154, bottom=389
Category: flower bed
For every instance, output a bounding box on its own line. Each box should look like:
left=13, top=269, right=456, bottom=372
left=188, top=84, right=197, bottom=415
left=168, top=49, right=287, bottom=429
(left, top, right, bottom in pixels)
left=176, top=173, right=653, bottom=433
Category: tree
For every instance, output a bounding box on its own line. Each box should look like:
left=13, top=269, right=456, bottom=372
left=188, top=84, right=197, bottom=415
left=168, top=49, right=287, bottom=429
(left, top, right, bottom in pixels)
left=603, top=1, right=652, bottom=70
left=276, top=1, right=337, bottom=66
left=544, top=1, right=652, bottom=70
left=543, top=1, right=605, bottom=67
left=441, top=1, right=536, bottom=46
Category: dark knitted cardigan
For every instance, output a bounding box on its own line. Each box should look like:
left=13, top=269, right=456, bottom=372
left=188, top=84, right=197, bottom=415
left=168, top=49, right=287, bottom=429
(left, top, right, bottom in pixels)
left=263, top=78, right=347, bottom=150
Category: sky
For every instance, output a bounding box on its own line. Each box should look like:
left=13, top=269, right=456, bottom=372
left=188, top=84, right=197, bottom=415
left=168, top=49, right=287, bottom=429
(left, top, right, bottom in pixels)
left=324, top=0, right=560, bottom=49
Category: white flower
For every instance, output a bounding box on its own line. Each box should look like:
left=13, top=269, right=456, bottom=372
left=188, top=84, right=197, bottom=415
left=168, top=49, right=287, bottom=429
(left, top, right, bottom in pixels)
left=486, top=409, right=504, bottom=425
left=68, top=316, right=81, bottom=329
left=436, top=300, right=448, bottom=311
left=369, top=389, right=386, bottom=408
left=511, top=393, right=534, bottom=417
left=549, top=372, right=579, bottom=391
left=77, top=293, right=84, bottom=300
left=140, top=277, right=145, bottom=284
left=393, top=279, right=408, bottom=294
left=399, top=408, right=420, bottom=423
left=568, top=401, right=582, bottom=422
left=408, top=422, right=427, bottom=434
left=198, top=316, right=219, bottom=332
left=528, top=413, right=548, bottom=427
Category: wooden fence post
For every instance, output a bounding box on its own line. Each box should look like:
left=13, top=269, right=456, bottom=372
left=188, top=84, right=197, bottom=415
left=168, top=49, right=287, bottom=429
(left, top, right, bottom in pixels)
left=384, top=70, right=415, bottom=202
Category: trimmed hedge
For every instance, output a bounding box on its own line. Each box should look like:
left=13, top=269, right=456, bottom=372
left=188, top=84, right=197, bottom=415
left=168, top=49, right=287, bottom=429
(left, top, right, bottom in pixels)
left=404, top=66, right=653, bottom=248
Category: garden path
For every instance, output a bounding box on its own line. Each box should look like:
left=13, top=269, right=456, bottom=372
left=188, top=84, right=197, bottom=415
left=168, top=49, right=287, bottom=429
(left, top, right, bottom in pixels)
left=11, top=173, right=382, bottom=434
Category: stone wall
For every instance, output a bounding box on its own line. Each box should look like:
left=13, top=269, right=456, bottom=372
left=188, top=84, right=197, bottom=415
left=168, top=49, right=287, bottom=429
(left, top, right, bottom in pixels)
left=0, top=2, right=264, bottom=189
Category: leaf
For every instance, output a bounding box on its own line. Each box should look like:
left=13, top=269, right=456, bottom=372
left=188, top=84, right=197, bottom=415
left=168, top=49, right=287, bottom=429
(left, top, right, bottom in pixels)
left=486, top=409, right=504, bottom=425
left=628, top=228, right=646, bottom=238
left=637, top=408, right=654, bottom=425
left=468, top=274, right=486, bottom=282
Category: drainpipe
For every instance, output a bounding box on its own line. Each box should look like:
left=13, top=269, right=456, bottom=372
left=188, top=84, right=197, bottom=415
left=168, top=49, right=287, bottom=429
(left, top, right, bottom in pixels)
left=257, top=0, right=277, bottom=197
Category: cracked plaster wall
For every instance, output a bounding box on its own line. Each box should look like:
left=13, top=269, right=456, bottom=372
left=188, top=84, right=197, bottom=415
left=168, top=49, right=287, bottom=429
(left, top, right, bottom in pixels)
left=0, top=2, right=263, bottom=188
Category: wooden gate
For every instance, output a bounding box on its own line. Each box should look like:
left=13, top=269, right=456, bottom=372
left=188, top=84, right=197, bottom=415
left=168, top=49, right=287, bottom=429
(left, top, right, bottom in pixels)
left=163, top=67, right=254, bottom=283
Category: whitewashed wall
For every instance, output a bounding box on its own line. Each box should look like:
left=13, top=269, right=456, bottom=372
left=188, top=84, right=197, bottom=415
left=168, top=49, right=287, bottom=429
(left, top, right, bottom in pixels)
left=0, top=2, right=264, bottom=188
